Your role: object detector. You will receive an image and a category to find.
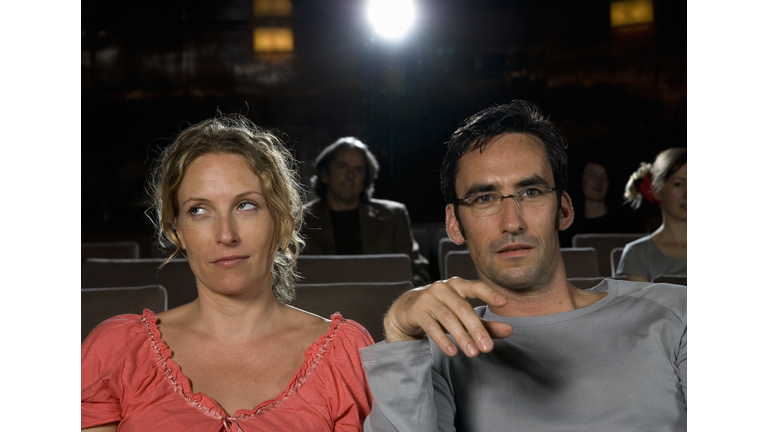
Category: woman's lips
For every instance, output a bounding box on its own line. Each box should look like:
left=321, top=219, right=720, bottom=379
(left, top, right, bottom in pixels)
left=212, top=255, right=248, bottom=268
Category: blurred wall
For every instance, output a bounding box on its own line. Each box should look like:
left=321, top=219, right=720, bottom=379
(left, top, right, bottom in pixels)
left=82, top=0, right=686, bottom=252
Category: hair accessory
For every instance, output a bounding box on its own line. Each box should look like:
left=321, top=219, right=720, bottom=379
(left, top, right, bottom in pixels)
left=639, top=173, right=658, bottom=204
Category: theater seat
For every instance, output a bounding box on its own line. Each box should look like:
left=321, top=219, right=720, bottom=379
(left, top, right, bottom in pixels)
left=82, top=258, right=197, bottom=309
left=652, top=275, right=687, bottom=286
left=572, top=233, right=646, bottom=276
left=560, top=247, right=600, bottom=278
left=81, top=285, right=167, bottom=342
left=296, top=254, right=412, bottom=284
left=81, top=241, right=140, bottom=266
left=292, top=281, right=413, bottom=342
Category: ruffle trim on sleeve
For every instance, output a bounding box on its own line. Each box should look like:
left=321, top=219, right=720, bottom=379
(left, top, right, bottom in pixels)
left=140, top=309, right=346, bottom=427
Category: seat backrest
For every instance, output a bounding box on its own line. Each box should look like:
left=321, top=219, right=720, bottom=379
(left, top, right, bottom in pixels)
left=292, top=281, right=413, bottom=342
left=81, top=241, right=140, bottom=266
left=652, top=275, right=687, bottom=286
left=444, top=250, right=478, bottom=280
left=572, top=233, right=645, bottom=276
left=438, top=237, right=467, bottom=279
left=609, top=247, right=624, bottom=277
left=81, top=285, right=168, bottom=342
left=411, top=227, right=429, bottom=261
left=150, top=240, right=176, bottom=259
left=296, top=254, right=412, bottom=284
left=82, top=258, right=197, bottom=309
left=560, top=247, right=600, bottom=278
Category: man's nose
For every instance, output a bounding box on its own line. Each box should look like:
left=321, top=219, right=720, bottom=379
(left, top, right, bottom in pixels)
left=499, top=196, right=526, bottom=233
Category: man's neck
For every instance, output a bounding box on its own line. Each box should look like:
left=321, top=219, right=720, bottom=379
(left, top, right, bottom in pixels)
left=486, top=264, right=606, bottom=318
left=325, top=194, right=360, bottom=212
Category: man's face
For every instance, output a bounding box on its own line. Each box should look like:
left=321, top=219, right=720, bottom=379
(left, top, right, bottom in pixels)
left=320, top=148, right=366, bottom=205
left=445, top=133, right=573, bottom=291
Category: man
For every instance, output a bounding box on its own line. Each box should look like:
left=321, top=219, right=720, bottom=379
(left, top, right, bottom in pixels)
left=302, top=137, right=430, bottom=285
left=360, top=101, right=686, bottom=431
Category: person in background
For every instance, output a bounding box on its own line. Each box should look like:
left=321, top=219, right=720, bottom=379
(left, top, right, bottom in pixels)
left=302, top=137, right=430, bottom=285
left=559, top=159, right=644, bottom=247
left=617, top=147, right=687, bottom=282
left=81, top=114, right=373, bottom=431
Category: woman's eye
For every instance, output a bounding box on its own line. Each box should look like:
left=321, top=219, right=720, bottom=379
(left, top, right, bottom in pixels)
left=188, top=206, right=207, bottom=215
left=238, top=201, right=258, bottom=210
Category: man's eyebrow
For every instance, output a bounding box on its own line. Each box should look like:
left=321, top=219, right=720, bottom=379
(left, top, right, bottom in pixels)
left=463, top=183, right=500, bottom=197
left=515, top=175, right=551, bottom=189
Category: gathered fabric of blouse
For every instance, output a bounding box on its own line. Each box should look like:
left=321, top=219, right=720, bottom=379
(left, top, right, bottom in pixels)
left=82, top=310, right=374, bottom=431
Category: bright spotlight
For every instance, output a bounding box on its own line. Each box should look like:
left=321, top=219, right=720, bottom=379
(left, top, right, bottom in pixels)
left=368, top=0, right=415, bottom=39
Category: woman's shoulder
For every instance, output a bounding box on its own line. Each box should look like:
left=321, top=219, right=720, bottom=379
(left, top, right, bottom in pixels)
left=624, top=234, right=654, bottom=250
left=82, top=310, right=156, bottom=355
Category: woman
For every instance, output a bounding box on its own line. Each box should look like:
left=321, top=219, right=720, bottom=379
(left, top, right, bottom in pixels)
left=559, top=160, right=643, bottom=247
left=81, top=114, right=374, bottom=431
left=617, top=148, right=687, bottom=282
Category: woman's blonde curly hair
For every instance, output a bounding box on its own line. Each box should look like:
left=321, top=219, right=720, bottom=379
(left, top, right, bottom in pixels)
left=147, top=113, right=304, bottom=304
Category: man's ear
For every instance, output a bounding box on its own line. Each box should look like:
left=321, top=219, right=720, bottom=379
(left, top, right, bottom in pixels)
left=557, top=191, right=575, bottom=231
left=319, top=169, right=329, bottom=184
left=445, top=204, right=466, bottom=245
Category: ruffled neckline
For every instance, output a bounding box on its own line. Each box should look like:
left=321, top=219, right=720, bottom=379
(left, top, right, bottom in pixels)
left=140, top=309, right=344, bottom=424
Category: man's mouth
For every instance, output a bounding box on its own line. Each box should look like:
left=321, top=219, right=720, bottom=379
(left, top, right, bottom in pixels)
left=496, top=244, right=533, bottom=257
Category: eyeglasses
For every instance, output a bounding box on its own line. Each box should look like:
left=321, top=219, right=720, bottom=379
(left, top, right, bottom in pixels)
left=453, top=187, right=556, bottom=216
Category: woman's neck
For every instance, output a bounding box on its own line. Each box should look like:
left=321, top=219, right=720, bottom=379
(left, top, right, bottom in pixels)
left=653, top=214, right=687, bottom=245
left=188, top=291, right=285, bottom=342
left=582, top=199, right=608, bottom=219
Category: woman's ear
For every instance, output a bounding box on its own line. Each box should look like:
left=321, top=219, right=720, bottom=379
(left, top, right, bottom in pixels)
left=174, top=221, right=187, bottom=250
left=651, top=184, right=662, bottom=203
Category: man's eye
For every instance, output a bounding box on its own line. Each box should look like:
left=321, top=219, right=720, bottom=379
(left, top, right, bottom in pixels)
left=473, top=194, right=497, bottom=204
left=522, top=188, right=543, bottom=198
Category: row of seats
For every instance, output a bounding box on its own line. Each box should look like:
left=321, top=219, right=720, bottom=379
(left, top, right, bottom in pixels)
left=81, top=233, right=673, bottom=343
left=82, top=281, right=412, bottom=343
left=83, top=232, right=646, bottom=278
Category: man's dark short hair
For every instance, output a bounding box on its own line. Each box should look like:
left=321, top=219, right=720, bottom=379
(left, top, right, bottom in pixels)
left=312, top=137, right=380, bottom=202
left=440, top=100, right=569, bottom=232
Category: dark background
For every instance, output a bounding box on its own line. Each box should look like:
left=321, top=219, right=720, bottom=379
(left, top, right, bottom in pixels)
left=81, top=0, right=686, bottom=254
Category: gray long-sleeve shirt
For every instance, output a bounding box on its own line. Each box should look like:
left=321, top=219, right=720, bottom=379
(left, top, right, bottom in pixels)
left=361, top=280, right=687, bottom=432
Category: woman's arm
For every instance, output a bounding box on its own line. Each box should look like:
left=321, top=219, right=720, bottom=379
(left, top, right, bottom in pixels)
left=625, top=274, right=649, bottom=282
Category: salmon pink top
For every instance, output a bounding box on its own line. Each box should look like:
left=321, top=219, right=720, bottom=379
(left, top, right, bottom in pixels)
left=82, top=310, right=374, bottom=431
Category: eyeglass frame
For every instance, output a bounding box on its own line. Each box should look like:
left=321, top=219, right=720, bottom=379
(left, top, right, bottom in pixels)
left=451, top=187, right=557, bottom=216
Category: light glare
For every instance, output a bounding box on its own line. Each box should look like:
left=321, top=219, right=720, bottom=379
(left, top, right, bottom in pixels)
left=368, top=0, right=415, bottom=39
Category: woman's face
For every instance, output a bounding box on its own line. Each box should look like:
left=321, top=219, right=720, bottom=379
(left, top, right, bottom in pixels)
left=581, top=162, right=609, bottom=202
left=655, top=163, right=687, bottom=222
left=174, top=152, right=277, bottom=298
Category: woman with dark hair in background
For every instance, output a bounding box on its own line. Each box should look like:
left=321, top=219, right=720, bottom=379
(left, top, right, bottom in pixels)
left=559, top=160, right=643, bottom=247
left=617, top=148, right=687, bottom=282
left=81, top=114, right=373, bottom=431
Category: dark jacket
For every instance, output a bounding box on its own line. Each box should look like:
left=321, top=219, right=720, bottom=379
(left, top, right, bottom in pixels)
left=301, top=198, right=430, bottom=285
